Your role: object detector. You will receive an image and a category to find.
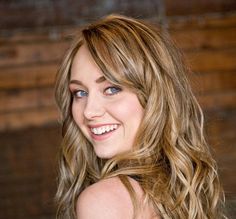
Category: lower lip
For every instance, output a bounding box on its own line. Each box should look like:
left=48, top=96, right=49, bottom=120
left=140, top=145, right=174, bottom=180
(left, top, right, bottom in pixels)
left=90, top=128, right=118, bottom=141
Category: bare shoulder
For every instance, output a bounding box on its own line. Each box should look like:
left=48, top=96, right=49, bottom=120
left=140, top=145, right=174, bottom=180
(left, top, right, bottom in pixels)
left=76, top=176, right=160, bottom=219
left=76, top=177, right=133, bottom=219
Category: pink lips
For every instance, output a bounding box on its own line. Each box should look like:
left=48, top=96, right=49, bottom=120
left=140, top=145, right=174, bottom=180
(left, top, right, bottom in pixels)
left=88, top=123, right=119, bottom=141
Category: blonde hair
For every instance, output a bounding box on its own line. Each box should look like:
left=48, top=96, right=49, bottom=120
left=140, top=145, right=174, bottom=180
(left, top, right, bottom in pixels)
left=55, top=14, right=226, bottom=218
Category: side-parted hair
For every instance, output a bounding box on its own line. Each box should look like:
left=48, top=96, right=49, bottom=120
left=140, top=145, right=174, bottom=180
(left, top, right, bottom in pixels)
left=55, top=14, right=226, bottom=219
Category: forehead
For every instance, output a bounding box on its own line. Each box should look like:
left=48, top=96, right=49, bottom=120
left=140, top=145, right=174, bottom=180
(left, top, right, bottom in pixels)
left=70, top=45, right=103, bottom=81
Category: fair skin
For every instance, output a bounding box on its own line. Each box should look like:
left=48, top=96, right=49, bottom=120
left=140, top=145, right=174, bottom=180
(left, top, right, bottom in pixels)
left=69, top=45, right=144, bottom=159
left=76, top=176, right=159, bottom=219
left=70, top=45, right=159, bottom=218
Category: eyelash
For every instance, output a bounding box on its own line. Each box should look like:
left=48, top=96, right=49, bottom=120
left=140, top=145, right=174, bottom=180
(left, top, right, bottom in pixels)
left=72, top=86, right=122, bottom=99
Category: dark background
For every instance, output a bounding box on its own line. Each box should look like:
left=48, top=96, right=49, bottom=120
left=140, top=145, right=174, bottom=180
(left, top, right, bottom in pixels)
left=0, top=0, right=235, bottom=218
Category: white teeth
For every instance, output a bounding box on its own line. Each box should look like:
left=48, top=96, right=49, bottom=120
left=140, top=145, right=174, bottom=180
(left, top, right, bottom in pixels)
left=91, top=124, right=118, bottom=135
left=91, top=127, right=98, bottom=135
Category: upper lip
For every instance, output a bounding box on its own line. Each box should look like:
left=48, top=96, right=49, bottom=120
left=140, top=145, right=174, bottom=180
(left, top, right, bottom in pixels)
left=88, top=123, right=119, bottom=128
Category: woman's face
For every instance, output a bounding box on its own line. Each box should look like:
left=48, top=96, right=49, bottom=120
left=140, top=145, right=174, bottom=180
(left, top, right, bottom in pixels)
left=69, top=45, right=144, bottom=159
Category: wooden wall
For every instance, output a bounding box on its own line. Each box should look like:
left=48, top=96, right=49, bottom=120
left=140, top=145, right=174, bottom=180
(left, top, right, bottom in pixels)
left=0, top=1, right=235, bottom=218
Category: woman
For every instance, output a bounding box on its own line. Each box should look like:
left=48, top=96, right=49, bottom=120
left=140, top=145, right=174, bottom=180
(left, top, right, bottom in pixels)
left=55, top=14, right=226, bottom=218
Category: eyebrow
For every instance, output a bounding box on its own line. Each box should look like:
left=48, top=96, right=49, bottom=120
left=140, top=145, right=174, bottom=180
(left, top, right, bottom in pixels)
left=70, top=76, right=106, bottom=86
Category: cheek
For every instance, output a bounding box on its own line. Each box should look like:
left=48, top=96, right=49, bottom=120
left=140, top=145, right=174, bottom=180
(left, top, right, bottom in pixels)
left=109, top=97, right=144, bottom=126
left=72, top=102, right=84, bottom=126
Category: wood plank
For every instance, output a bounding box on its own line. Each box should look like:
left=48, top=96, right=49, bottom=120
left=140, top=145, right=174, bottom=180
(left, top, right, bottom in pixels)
left=189, top=71, right=236, bottom=94
left=0, top=1, right=75, bottom=29
left=0, top=13, right=236, bottom=44
left=0, top=125, right=59, bottom=218
left=2, top=14, right=234, bottom=45
left=0, top=87, right=55, bottom=113
left=167, top=13, right=236, bottom=30
left=0, top=27, right=76, bottom=44
left=0, top=41, right=70, bottom=67
left=170, top=27, right=236, bottom=50
left=0, top=64, right=57, bottom=89
left=165, top=0, right=236, bottom=16
left=185, top=48, right=236, bottom=72
left=0, top=0, right=164, bottom=30
left=205, top=109, right=235, bottom=144
left=197, top=92, right=236, bottom=111
left=207, top=108, right=236, bottom=196
left=0, top=106, right=59, bottom=131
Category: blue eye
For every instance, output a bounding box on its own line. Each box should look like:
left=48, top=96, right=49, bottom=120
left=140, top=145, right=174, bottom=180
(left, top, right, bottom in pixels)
left=105, top=86, right=121, bottom=95
left=73, top=90, right=88, bottom=98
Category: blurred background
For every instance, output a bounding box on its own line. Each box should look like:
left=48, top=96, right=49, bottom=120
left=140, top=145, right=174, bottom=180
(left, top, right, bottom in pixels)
left=0, top=0, right=235, bottom=218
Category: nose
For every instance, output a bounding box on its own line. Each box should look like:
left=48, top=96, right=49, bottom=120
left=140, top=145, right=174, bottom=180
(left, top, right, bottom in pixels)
left=83, top=93, right=105, bottom=120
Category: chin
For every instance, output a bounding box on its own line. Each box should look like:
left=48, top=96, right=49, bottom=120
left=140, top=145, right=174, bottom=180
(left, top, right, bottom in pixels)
left=94, top=147, right=131, bottom=160
left=94, top=150, right=116, bottom=159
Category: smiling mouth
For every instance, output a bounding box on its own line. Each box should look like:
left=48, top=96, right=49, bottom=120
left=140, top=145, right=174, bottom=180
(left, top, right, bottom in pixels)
left=90, top=124, right=118, bottom=135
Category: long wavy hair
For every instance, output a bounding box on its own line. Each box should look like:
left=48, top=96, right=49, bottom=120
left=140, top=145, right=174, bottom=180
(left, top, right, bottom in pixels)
left=55, top=14, right=226, bottom=219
